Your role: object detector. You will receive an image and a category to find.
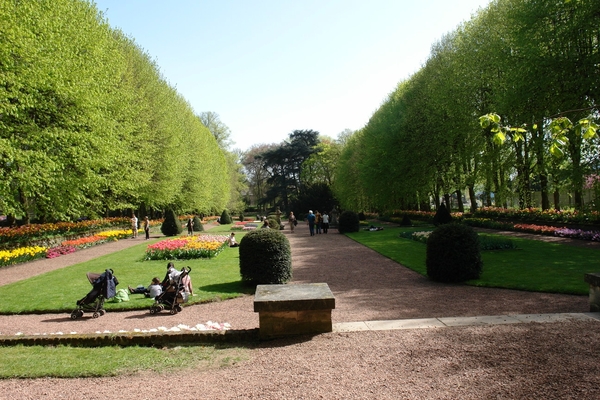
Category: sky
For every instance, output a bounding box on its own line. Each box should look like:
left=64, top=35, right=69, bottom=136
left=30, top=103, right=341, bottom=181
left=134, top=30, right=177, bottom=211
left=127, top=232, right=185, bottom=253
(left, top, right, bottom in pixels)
left=92, top=0, right=491, bottom=152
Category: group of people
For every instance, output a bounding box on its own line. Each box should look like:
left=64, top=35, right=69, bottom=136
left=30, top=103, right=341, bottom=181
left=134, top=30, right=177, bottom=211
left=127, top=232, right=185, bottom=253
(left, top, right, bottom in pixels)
left=290, top=210, right=330, bottom=236
left=131, top=214, right=151, bottom=240
left=128, top=262, right=194, bottom=298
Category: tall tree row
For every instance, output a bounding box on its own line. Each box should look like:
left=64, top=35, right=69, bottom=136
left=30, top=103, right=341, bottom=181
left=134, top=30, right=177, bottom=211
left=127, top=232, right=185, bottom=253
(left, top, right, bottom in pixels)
left=0, top=0, right=229, bottom=222
left=334, top=0, right=600, bottom=213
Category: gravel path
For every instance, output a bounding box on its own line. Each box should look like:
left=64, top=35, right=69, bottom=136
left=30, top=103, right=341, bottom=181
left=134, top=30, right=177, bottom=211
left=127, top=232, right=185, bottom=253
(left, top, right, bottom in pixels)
left=0, top=225, right=599, bottom=399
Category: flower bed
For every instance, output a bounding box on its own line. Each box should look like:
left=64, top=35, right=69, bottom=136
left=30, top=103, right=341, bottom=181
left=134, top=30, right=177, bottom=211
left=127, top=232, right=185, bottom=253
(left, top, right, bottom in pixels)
left=144, top=234, right=229, bottom=260
left=0, top=246, right=48, bottom=266
left=231, top=221, right=258, bottom=231
left=0, top=217, right=132, bottom=246
left=473, top=206, right=600, bottom=225
left=0, top=228, right=138, bottom=267
left=465, top=218, right=600, bottom=242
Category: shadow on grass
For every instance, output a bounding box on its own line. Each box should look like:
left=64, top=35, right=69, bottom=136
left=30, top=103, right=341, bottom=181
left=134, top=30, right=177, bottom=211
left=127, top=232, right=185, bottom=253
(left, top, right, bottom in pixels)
left=199, top=281, right=255, bottom=296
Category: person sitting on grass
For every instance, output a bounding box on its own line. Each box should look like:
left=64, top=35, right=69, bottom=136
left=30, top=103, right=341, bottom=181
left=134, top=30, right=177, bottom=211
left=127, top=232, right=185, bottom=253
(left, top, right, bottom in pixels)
left=228, top=232, right=239, bottom=247
left=128, top=277, right=162, bottom=298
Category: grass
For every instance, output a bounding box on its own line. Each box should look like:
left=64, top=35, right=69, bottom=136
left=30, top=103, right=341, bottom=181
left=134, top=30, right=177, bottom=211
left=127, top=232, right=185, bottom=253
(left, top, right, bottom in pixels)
left=0, top=344, right=247, bottom=378
left=347, top=224, right=600, bottom=295
left=0, top=224, right=252, bottom=314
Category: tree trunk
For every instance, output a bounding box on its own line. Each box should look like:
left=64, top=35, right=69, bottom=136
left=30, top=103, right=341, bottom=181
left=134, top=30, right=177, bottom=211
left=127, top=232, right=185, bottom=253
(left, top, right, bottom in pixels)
left=468, top=185, right=477, bottom=213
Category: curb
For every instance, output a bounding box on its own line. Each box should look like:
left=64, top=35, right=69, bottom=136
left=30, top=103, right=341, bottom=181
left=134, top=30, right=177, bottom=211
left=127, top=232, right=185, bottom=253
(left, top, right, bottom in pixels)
left=0, top=328, right=260, bottom=347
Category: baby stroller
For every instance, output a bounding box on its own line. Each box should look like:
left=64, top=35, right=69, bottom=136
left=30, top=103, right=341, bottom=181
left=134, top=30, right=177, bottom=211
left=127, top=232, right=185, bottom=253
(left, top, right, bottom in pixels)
left=150, top=266, right=191, bottom=315
left=70, top=269, right=119, bottom=319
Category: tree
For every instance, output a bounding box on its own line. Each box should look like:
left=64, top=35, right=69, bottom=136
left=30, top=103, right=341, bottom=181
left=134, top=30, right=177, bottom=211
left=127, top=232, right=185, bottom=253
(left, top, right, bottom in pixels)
left=258, top=130, right=320, bottom=211
left=198, top=111, right=233, bottom=150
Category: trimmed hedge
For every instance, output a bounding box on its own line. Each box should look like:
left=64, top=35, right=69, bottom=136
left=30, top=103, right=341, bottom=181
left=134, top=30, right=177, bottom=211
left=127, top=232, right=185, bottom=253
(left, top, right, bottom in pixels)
left=338, top=210, right=360, bottom=234
left=238, top=229, right=292, bottom=285
left=426, top=223, right=482, bottom=283
left=161, top=209, right=183, bottom=236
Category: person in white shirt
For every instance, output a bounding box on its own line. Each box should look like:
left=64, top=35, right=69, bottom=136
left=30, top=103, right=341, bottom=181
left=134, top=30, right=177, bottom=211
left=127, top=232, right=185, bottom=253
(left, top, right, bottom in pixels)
left=322, top=212, right=330, bottom=234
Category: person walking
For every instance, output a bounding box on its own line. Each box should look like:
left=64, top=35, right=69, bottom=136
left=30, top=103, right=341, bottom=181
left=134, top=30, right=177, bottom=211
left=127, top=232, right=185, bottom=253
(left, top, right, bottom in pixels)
left=143, top=216, right=150, bottom=240
left=322, top=212, right=330, bottom=234
left=131, top=213, right=138, bottom=238
left=289, top=211, right=296, bottom=233
left=186, top=217, right=194, bottom=236
left=315, top=210, right=322, bottom=234
left=307, top=210, right=316, bottom=236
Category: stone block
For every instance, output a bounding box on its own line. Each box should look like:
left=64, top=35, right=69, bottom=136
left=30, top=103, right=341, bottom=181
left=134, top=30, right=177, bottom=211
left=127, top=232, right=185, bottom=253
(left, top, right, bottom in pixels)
left=254, top=283, right=335, bottom=339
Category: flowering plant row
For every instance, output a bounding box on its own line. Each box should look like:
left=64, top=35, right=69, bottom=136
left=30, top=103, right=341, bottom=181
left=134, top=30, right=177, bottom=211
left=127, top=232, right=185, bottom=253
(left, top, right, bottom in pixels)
left=465, top=218, right=600, bottom=242
left=231, top=221, right=258, bottom=231
left=0, top=229, right=135, bottom=267
left=0, top=217, right=132, bottom=245
left=0, top=246, right=48, bottom=267
left=473, top=206, right=600, bottom=225
left=144, top=235, right=229, bottom=260
left=61, top=229, right=133, bottom=248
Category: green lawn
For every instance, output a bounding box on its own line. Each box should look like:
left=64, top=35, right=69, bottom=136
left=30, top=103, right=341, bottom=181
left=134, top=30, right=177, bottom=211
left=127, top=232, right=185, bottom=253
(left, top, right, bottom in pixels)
left=0, top=224, right=252, bottom=314
left=0, top=344, right=246, bottom=378
left=347, top=224, right=600, bottom=295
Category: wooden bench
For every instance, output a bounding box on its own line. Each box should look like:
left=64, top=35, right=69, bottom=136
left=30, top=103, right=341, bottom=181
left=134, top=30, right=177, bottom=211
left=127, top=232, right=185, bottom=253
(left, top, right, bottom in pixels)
left=254, top=283, right=335, bottom=340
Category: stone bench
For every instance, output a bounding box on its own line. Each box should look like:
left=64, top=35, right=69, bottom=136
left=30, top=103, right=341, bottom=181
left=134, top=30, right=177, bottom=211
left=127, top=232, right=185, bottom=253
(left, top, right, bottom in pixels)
left=584, top=273, right=600, bottom=312
left=254, top=283, right=335, bottom=340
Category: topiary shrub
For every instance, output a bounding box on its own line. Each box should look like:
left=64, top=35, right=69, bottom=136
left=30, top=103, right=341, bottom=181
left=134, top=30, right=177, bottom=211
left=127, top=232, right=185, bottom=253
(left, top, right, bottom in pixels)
left=400, top=214, right=413, bottom=226
left=220, top=209, right=232, bottom=224
left=426, top=223, right=483, bottom=283
left=266, top=216, right=280, bottom=230
left=161, top=209, right=182, bottom=236
left=192, top=215, right=204, bottom=232
left=338, top=210, right=360, bottom=234
left=239, top=229, right=292, bottom=285
left=433, top=203, right=453, bottom=226
left=358, top=212, right=366, bottom=221
left=238, top=213, right=245, bottom=222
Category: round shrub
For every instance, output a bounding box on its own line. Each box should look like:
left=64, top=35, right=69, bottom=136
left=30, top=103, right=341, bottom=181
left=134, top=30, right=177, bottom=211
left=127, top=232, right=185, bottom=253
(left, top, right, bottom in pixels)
left=338, top=210, right=360, bottom=234
left=239, top=229, right=292, bottom=285
left=220, top=209, right=232, bottom=224
left=426, top=223, right=483, bottom=283
left=192, top=215, right=204, bottom=232
left=266, top=216, right=280, bottom=229
left=161, top=209, right=182, bottom=237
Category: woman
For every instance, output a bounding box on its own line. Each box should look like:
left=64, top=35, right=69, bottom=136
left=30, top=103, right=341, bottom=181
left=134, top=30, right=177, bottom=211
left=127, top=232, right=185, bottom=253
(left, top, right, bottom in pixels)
left=228, top=232, right=239, bottom=247
left=143, top=216, right=150, bottom=240
left=322, top=212, right=330, bottom=234
left=289, top=211, right=296, bottom=232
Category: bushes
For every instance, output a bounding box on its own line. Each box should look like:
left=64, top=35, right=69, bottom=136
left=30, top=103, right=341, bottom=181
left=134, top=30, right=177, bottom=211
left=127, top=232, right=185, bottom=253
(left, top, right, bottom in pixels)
left=433, top=203, right=453, bottom=226
left=426, top=223, right=482, bottom=283
left=220, top=209, right=233, bottom=224
left=266, top=216, right=281, bottom=230
left=239, top=229, right=292, bottom=285
left=338, top=210, right=360, bottom=234
left=192, top=215, right=204, bottom=232
left=161, top=209, right=182, bottom=237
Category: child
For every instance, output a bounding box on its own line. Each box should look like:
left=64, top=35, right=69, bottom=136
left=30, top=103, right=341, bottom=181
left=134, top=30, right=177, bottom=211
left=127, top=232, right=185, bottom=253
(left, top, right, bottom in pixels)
left=128, top=277, right=162, bottom=298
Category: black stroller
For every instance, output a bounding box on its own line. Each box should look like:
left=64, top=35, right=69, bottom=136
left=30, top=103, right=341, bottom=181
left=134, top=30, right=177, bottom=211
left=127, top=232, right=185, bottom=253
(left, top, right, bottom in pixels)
left=70, top=269, right=119, bottom=319
left=150, top=266, right=191, bottom=315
